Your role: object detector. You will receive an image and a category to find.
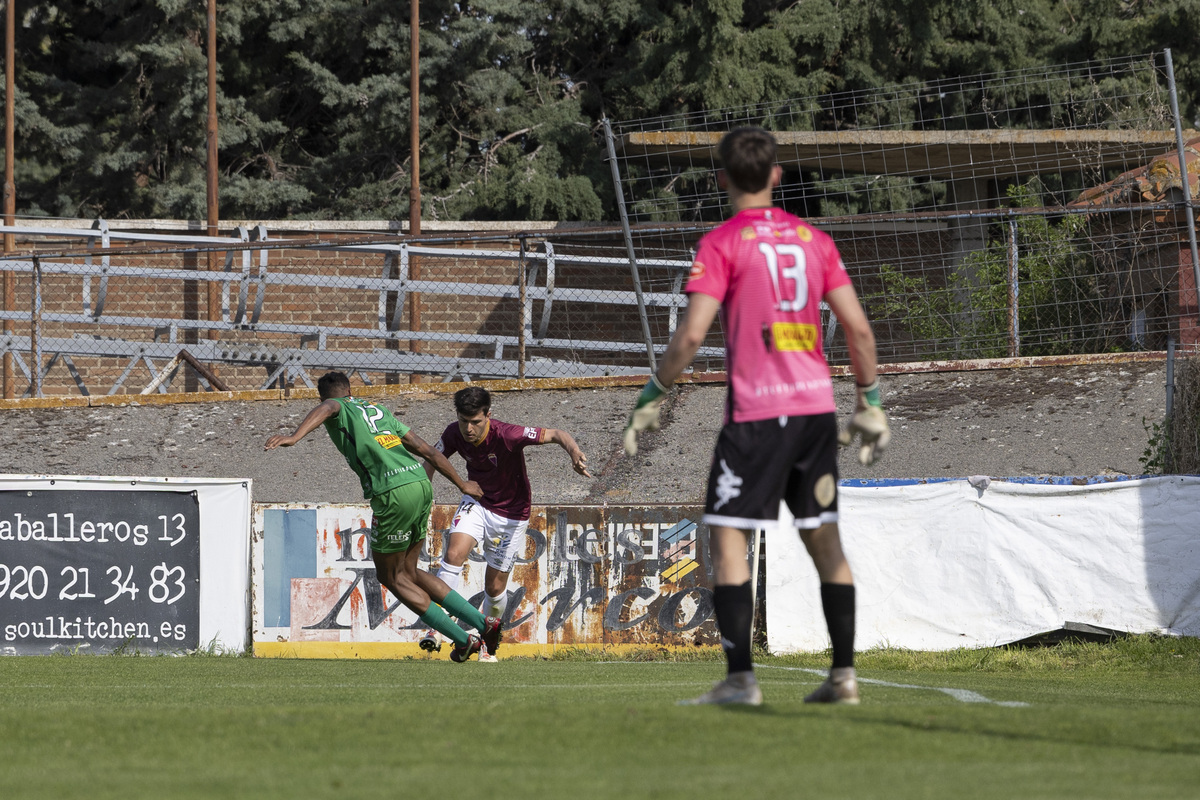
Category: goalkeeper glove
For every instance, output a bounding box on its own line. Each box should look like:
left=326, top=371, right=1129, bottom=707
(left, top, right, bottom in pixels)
left=838, top=378, right=890, bottom=466
left=623, top=374, right=670, bottom=456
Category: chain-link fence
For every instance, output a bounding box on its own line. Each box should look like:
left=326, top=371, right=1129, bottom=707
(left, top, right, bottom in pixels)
left=0, top=223, right=690, bottom=397
left=607, top=51, right=1200, bottom=366
left=1, top=52, right=1197, bottom=397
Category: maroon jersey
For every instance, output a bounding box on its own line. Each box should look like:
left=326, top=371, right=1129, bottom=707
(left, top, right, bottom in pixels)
left=436, top=418, right=542, bottom=520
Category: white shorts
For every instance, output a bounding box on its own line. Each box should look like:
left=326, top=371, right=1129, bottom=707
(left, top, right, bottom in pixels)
left=450, top=497, right=529, bottom=573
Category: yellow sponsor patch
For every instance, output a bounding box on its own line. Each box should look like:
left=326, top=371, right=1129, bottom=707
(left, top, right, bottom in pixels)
left=771, top=322, right=818, bottom=351
left=796, top=226, right=813, bottom=242
left=374, top=433, right=403, bottom=449
left=740, top=226, right=757, bottom=240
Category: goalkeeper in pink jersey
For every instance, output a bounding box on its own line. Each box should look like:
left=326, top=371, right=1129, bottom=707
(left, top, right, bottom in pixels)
left=623, top=127, right=890, bottom=705
left=419, top=386, right=591, bottom=659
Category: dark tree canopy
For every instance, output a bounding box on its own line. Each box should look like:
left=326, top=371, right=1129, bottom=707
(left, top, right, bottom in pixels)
left=4, top=0, right=1197, bottom=221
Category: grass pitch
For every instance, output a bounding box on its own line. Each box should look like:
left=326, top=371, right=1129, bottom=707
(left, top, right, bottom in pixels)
left=1, top=636, right=1197, bottom=800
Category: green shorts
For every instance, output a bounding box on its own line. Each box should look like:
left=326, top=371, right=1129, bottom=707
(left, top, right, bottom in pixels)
left=368, top=480, right=433, bottom=554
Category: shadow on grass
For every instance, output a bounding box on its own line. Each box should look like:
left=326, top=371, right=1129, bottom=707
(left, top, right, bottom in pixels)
left=742, top=706, right=1200, bottom=758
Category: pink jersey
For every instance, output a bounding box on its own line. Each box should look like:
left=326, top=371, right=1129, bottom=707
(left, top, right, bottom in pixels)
left=436, top=418, right=542, bottom=520
left=686, top=207, right=851, bottom=423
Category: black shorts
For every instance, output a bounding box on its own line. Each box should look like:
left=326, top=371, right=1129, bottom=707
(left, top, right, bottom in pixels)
left=702, top=413, right=839, bottom=531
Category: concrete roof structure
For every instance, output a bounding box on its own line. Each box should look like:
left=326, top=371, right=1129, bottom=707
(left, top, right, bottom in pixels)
left=619, top=129, right=1199, bottom=179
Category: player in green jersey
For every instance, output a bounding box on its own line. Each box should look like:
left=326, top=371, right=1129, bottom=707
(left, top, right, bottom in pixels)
left=264, top=371, right=502, bottom=661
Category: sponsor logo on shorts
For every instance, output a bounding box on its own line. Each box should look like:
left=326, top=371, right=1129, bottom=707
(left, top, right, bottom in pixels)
left=374, top=433, right=403, bottom=449
left=815, top=473, right=837, bottom=508
left=713, top=459, right=743, bottom=511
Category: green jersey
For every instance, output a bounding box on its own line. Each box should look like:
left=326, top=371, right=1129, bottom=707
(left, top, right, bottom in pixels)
left=323, top=396, right=427, bottom=498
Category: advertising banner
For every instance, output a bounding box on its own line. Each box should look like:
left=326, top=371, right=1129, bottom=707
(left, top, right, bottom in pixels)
left=0, top=475, right=252, bottom=655
left=253, top=503, right=726, bottom=657
left=0, top=489, right=199, bottom=654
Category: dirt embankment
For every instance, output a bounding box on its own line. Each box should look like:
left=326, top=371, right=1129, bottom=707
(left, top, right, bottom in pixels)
left=0, top=360, right=1167, bottom=505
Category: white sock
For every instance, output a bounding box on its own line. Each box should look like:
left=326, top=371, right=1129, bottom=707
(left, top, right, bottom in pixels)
left=437, top=562, right=463, bottom=593
left=484, top=590, right=508, bottom=619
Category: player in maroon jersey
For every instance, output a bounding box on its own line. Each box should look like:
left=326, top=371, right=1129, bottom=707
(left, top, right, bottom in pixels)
left=623, top=127, right=890, bottom=705
left=419, top=386, right=591, bottom=659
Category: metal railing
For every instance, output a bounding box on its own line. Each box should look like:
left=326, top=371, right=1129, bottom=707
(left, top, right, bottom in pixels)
left=1, top=223, right=711, bottom=396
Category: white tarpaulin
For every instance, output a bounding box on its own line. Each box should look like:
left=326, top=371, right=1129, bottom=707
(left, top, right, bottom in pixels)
left=766, top=475, right=1200, bottom=652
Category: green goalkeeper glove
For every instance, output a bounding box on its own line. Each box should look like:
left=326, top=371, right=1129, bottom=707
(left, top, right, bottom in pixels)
left=838, top=378, right=890, bottom=466
left=623, top=374, right=670, bottom=456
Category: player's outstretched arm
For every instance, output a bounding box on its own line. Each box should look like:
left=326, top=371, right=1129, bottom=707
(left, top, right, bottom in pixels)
left=825, top=284, right=890, bottom=465
left=540, top=428, right=592, bottom=478
left=264, top=400, right=340, bottom=450
left=402, top=430, right=483, bottom=500
left=623, top=293, right=720, bottom=456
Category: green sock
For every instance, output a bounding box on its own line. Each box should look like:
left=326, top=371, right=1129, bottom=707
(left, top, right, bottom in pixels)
left=418, top=603, right=469, bottom=647
left=437, top=589, right=487, bottom=631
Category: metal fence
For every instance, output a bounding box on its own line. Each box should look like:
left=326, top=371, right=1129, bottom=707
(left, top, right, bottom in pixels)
left=606, top=50, right=1200, bottom=365
left=0, top=223, right=700, bottom=396
left=1, top=52, right=1198, bottom=398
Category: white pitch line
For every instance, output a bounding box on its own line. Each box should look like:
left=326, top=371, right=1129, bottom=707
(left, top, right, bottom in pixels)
left=4, top=665, right=1030, bottom=706
left=756, top=664, right=1030, bottom=707
left=579, top=661, right=1031, bottom=706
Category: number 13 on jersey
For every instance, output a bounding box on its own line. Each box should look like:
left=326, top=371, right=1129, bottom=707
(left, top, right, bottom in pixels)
left=758, top=242, right=809, bottom=312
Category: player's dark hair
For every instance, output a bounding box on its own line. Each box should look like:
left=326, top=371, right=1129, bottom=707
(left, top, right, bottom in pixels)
left=317, top=371, right=351, bottom=400
left=454, top=386, right=491, bottom=416
left=717, top=127, right=777, bottom=193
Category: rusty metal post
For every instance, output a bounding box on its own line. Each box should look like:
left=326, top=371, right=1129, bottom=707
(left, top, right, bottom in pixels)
left=406, top=0, right=422, bottom=383
left=3, top=0, right=15, bottom=399
left=206, top=0, right=220, bottom=341
left=1165, top=49, right=1200, bottom=328
left=1166, top=336, right=1175, bottom=473
left=31, top=255, right=40, bottom=398
left=518, top=237, right=527, bottom=380
left=1007, top=217, right=1020, bottom=358
left=602, top=117, right=657, bottom=371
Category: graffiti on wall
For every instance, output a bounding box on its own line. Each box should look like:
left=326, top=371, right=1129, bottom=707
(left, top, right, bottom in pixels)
left=254, top=504, right=722, bottom=649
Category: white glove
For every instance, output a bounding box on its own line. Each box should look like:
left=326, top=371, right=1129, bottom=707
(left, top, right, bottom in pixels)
left=622, top=375, right=670, bottom=456
left=838, top=379, right=890, bottom=466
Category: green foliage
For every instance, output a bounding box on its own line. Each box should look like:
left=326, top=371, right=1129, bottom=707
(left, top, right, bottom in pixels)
left=5, top=0, right=607, bottom=221
left=846, top=633, right=1200, bottom=673
left=1167, top=355, right=1200, bottom=474
left=873, top=263, right=961, bottom=356
left=1140, top=416, right=1171, bottom=475
left=872, top=180, right=1108, bottom=359
left=3, top=0, right=1200, bottom=220
left=957, top=182, right=1104, bottom=357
